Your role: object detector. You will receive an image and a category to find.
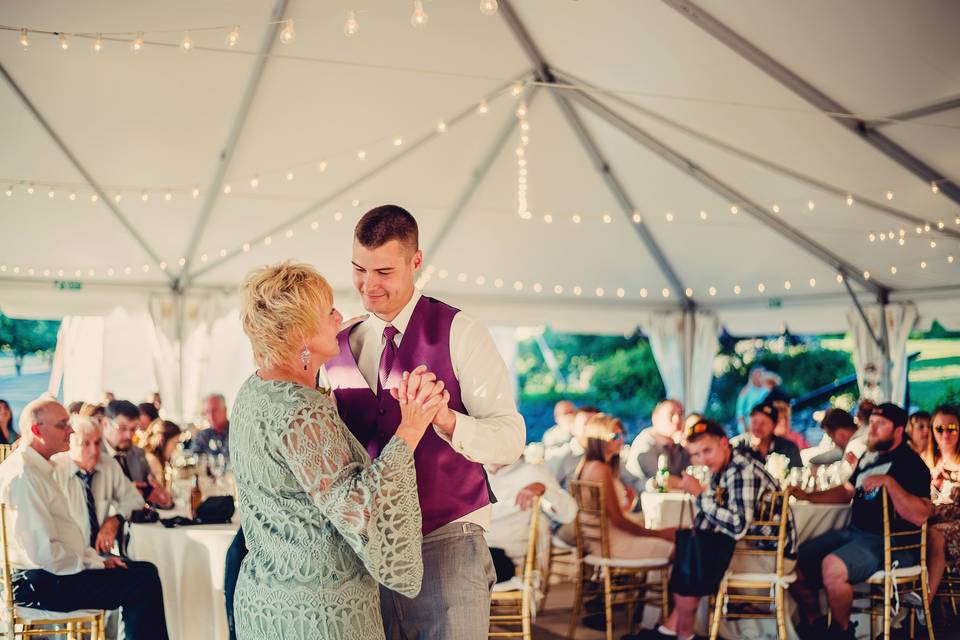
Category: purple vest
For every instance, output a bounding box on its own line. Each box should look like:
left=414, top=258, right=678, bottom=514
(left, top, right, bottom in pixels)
left=326, top=296, right=491, bottom=535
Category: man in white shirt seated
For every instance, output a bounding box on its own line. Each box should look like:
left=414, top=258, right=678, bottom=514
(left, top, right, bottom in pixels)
left=541, top=400, right=577, bottom=449
left=545, top=406, right=599, bottom=489
left=52, top=416, right=145, bottom=555
left=485, top=459, right=577, bottom=583
left=0, top=396, right=169, bottom=640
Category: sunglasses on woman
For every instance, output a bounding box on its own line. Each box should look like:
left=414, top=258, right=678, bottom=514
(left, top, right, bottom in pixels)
left=607, top=431, right=624, bottom=442
left=935, top=423, right=959, bottom=434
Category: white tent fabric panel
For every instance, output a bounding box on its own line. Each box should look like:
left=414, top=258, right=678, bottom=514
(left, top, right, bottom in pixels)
left=846, top=303, right=918, bottom=405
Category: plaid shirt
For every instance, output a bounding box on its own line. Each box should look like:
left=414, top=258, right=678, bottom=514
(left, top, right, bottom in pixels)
left=694, top=449, right=798, bottom=557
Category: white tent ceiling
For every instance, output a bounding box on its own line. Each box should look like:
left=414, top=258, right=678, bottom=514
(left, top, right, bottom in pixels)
left=2, top=0, right=959, bottom=335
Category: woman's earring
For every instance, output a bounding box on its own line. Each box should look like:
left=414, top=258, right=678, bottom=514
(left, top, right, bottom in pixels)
left=300, top=347, right=311, bottom=371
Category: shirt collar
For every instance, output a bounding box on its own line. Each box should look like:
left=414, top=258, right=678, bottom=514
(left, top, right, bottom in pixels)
left=367, top=290, right=422, bottom=340
left=22, top=445, right=55, bottom=476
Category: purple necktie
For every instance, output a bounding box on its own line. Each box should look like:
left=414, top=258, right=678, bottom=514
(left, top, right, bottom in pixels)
left=378, top=325, right=400, bottom=394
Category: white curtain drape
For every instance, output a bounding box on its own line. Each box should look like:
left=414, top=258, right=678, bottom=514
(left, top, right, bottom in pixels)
left=846, top=303, right=917, bottom=405
left=640, top=310, right=720, bottom=413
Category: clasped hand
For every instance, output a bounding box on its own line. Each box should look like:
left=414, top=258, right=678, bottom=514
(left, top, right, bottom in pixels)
left=390, top=365, right=451, bottom=434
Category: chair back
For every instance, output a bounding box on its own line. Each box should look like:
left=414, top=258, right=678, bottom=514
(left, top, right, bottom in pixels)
left=568, top=480, right=609, bottom=559
left=521, top=496, right=542, bottom=590
left=0, top=446, right=11, bottom=465
left=880, top=486, right=926, bottom=571
left=0, top=504, right=16, bottom=631
left=736, top=489, right=791, bottom=577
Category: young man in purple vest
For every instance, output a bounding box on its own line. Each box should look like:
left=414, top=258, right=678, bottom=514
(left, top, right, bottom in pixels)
left=325, top=204, right=526, bottom=639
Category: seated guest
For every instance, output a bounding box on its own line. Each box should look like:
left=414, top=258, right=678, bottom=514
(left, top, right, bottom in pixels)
left=624, top=399, right=689, bottom=491
left=0, top=398, right=18, bottom=444
left=804, top=408, right=859, bottom=472
left=485, top=458, right=577, bottom=583
left=731, top=400, right=802, bottom=468
left=627, top=418, right=794, bottom=640
left=66, top=400, right=85, bottom=415
left=190, top=393, right=230, bottom=459
left=574, top=413, right=674, bottom=560
left=142, top=420, right=182, bottom=486
left=925, top=405, right=960, bottom=600
left=79, top=403, right=106, bottom=421
left=789, top=403, right=931, bottom=640
left=0, top=396, right=168, bottom=640
left=907, top=410, right=933, bottom=465
left=103, top=400, right=173, bottom=509
left=136, top=402, right=159, bottom=437
left=545, top=405, right=599, bottom=489
left=52, top=416, right=145, bottom=554
left=772, top=399, right=809, bottom=450
left=541, top=399, right=577, bottom=448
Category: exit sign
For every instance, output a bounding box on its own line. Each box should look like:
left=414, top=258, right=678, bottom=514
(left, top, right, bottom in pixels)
left=54, top=281, right=82, bottom=291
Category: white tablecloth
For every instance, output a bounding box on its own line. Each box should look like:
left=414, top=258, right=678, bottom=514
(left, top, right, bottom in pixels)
left=128, top=520, right=239, bottom=640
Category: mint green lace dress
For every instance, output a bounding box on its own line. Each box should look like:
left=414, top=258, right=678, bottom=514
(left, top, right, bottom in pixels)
left=231, top=374, right=423, bottom=640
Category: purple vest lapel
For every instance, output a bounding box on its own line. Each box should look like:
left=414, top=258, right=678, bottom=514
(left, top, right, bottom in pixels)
left=326, top=295, right=491, bottom=535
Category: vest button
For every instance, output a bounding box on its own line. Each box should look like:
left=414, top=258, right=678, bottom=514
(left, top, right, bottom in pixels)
left=378, top=409, right=386, bottom=415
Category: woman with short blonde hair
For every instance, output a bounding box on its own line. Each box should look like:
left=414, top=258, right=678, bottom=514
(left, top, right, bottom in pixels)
left=230, top=261, right=446, bottom=640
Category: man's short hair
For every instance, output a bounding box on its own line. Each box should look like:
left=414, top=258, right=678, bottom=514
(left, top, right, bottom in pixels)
left=856, top=399, right=877, bottom=424
left=820, top=407, right=856, bottom=432
left=106, top=400, right=139, bottom=422
left=66, top=400, right=85, bottom=414
left=354, top=205, right=419, bottom=254
left=205, top=393, right=227, bottom=406
left=138, top=402, right=159, bottom=422
left=18, top=395, right=61, bottom=445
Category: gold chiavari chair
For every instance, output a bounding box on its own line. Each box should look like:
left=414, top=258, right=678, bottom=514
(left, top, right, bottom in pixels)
left=568, top=480, right=671, bottom=640
left=708, top=490, right=793, bottom=640
left=0, top=446, right=12, bottom=465
left=1, top=504, right=104, bottom=640
left=540, top=532, right=577, bottom=612
left=489, top=496, right=543, bottom=640
left=849, top=487, right=935, bottom=640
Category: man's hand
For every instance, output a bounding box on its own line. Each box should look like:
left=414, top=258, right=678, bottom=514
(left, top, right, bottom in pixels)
left=654, top=527, right=678, bottom=543
left=103, top=556, right=127, bottom=570
left=515, top=482, right=546, bottom=511
left=95, top=516, right=121, bottom=554
left=146, top=475, right=173, bottom=508
left=679, top=472, right=705, bottom=496
left=666, top=475, right=684, bottom=491
left=791, top=487, right=810, bottom=502
left=844, top=451, right=859, bottom=467
left=432, top=399, right=457, bottom=437
left=861, top=474, right=890, bottom=493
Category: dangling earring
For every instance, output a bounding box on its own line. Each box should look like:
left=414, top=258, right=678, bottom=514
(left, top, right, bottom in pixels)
left=300, top=347, right=311, bottom=371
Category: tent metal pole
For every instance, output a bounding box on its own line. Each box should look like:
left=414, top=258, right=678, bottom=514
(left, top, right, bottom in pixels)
left=424, top=86, right=540, bottom=260
left=550, top=69, right=960, bottom=244
left=661, top=0, right=960, bottom=208
left=842, top=277, right=884, bottom=351
left=869, top=94, right=960, bottom=129
left=0, top=62, right=174, bottom=284
left=179, top=0, right=291, bottom=287
left=498, top=0, right=692, bottom=305
left=187, top=75, right=526, bottom=283
left=562, top=85, right=890, bottom=298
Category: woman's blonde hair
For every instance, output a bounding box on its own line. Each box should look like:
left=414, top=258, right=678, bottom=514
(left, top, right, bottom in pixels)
left=240, top=261, right=334, bottom=369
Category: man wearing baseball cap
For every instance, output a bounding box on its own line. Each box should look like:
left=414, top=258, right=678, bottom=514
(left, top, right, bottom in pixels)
left=730, top=399, right=803, bottom=469
left=789, top=403, right=931, bottom=640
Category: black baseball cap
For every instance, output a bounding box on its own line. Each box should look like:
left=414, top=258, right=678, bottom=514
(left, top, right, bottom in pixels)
left=872, top=403, right=908, bottom=428
left=685, top=418, right=727, bottom=442
left=750, top=399, right=779, bottom=425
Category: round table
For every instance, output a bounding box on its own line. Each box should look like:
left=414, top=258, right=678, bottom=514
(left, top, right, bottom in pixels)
left=128, top=519, right=239, bottom=640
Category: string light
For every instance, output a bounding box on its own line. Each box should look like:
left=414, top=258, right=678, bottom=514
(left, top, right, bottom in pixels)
left=921, top=261, right=927, bottom=270
left=685, top=287, right=694, bottom=297
left=411, top=1, right=429, bottom=28
left=846, top=194, right=854, bottom=207
left=57, top=33, right=69, bottom=51
left=226, top=25, right=240, bottom=48
left=699, top=210, right=708, bottom=221
left=280, top=20, right=295, bottom=44
left=890, top=266, right=897, bottom=275
left=931, top=181, right=939, bottom=194
left=47, top=189, right=55, bottom=199
left=92, top=33, right=103, bottom=52
left=141, top=190, right=149, bottom=202
left=665, top=212, right=674, bottom=222
left=317, top=160, right=328, bottom=172
left=192, top=186, right=200, bottom=198
left=602, top=214, right=612, bottom=224
left=393, top=137, right=403, bottom=147
left=708, top=287, right=717, bottom=296
left=533, top=283, right=543, bottom=293
left=477, top=100, right=489, bottom=115
left=285, top=170, right=295, bottom=181
left=885, top=191, right=894, bottom=201
left=730, top=205, right=738, bottom=215
left=26, top=184, right=34, bottom=195
left=131, top=32, right=144, bottom=53
left=734, top=285, right=742, bottom=295
left=181, top=31, right=193, bottom=52
left=784, top=280, right=792, bottom=290
left=662, top=288, right=670, bottom=298
left=807, top=200, right=815, bottom=211
left=356, top=150, right=366, bottom=161
left=640, top=288, right=649, bottom=298
left=4, top=186, right=12, bottom=197
left=68, top=191, right=76, bottom=201
left=344, top=11, right=360, bottom=37
left=809, top=278, right=817, bottom=287
left=772, top=204, right=780, bottom=213
left=250, top=175, right=260, bottom=188
left=480, top=0, right=499, bottom=15
left=222, top=184, right=232, bottom=195
left=511, top=82, right=524, bottom=97
left=436, top=120, right=447, bottom=133
left=19, top=29, right=29, bottom=49
left=757, top=283, right=766, bottom=293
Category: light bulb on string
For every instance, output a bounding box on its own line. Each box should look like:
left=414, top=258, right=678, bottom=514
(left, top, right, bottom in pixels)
left=807, top=200, right=815, bottom=211
left=285, top=171, right=295, bottom=182
left=885, top=191, right=894, bottom=201
left=89, top=192, right=98, bottom=202
left=516, top=102, right=527, bottom=119
left=730, top=205, right=738, bottom=214
left=19, top=29, right=29, bottom=49
left=510, top=82, right=524, bottom=97
left=181, top=32, right=193, bottom=52
left=344, top=11, right=360, bottom=37
left=477, top=100, right=489, bottom=115
left=480, top=0, right=499, bottom=16
left=141, top=190, right=149, bottom=202
left=47, top=189, right=55, bottom=199
left=846, top=194, right=854, bottom=207
left=931, top=181, right=939, bottom=194
left=226, top=25, right=240, bottom=48
left=68, top=192, right=76, bottom=201
left=131, top=32, right=144, bottom=53
left=250, top=175, right=260, bottom=188
left=436, top=120, right=447, bottom=133
left=279, top=20, right=295, bottom=44
left=411, top=1, right=429, bottom=28
left=164, top=192, right=172, bottom=202
left=93, top=34, right=103, bottom=52
left=26, top=184, right=34, bottom=195
left=317, top=160, right=328, bottom=172
left=58, top=33, right=69, bottom=51
left=192, top=186, right=200, bottom=198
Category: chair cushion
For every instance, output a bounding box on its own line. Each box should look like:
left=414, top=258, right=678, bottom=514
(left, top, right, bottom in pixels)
left=15, top=606, right=102, bottom=623
left=867, top=564, right=922, bottom=582
left=583, top=554, right=670, bottom=569
left=491, top=576, right=527, bottom=593
left=727, top=571, right=797, bottom=585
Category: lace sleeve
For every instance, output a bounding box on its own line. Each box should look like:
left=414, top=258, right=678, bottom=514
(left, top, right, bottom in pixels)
left=279, top=402, right=423, bottom=597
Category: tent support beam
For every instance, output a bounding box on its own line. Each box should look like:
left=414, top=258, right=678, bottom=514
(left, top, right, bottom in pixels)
left=0, top=62, right=174, bottom=285
left=188, top=76, right=526, bottom=282
left=424, top=87, right=540, bottom=260
left=870, top=94, right=960, bottom=129
left=560, top=83, right=890, bottom=299
left=842, top=277, right=884, bottom=351
left=179, top=0, right=290, bottom=288
left=549, top=69, right=960, bottom=243
left=661, top=0, right=960, bottom=208
left=498, top=0, right=691, bottom=306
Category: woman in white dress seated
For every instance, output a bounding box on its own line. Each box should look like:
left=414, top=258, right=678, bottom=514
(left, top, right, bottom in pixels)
left=574, top=413, right=675, bottom=559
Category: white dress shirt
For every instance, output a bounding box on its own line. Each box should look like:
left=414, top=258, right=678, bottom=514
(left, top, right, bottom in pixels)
left=0, top=446, right=105, bottom=574
left=51, top=451, right=145, bottom=544
left=485, top=461, right=577, bottom=560
left=344, top=290, right=526, bottom=530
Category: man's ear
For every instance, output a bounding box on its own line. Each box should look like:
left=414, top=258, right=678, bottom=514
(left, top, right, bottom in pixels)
left=411, top=249, right=423, bottom=272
